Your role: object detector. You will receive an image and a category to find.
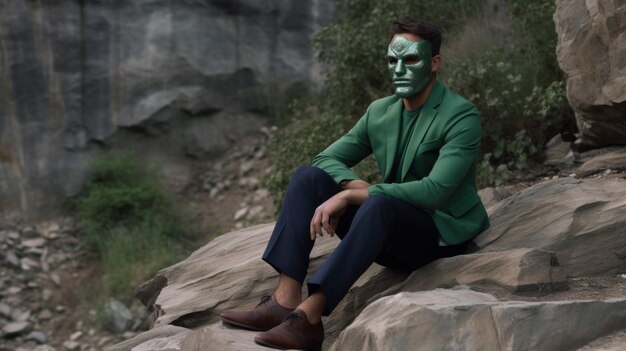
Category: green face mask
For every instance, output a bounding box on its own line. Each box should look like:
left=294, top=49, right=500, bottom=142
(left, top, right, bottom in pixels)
left=387, top=36, right=433, bottom=98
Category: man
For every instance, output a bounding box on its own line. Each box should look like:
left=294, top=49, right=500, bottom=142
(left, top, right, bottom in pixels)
left=220, top=18, right=489, bottom=350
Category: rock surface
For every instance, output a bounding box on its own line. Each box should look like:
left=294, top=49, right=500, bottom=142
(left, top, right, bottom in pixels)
left=474, top=177, right=626, bottom=277
left=112, top=174, right=626, bottom=350
left=332, top=289, right=626, bottom=351
left=0, top=0, right=335, bottom=218
left=555, top=0, right=626, bottom=147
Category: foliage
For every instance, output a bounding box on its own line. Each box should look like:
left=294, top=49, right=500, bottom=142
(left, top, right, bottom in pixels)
left=265, top=102, right=380, bottom=208
left=315, top=0, right=482, bottom=118
left=443, top=0, right=575, bottom=186
left=266, top=0, right=577, bottom=198
left=76, top=151, right=187, bottom=298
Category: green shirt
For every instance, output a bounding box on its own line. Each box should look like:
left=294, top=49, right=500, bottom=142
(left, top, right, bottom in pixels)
left=391, top=106, right=422, bottom=182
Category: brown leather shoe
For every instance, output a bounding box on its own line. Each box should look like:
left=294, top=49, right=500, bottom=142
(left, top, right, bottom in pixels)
left=220, top=295, right=294, bottom=331
left=254, top=309, right=324, bottom=351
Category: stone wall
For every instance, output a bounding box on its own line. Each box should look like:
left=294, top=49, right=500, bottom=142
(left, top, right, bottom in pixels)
left=555, top=0, right=626, bottom=147
left=0, top=0, right=334, bottom=218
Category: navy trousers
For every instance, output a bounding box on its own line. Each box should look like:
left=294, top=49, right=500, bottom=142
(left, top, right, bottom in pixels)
left=262, top=166, right=468, bottom=315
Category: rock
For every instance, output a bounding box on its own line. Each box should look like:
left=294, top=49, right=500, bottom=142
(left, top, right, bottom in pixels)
left=233, top=207, right=248, bottom=221
left=133, top=224, right=338, bottom=328
left=5, top=251, right=20, bottom=268
left=246, top=206, right=264, bottom=220
left=26, top=331, right=48, bottom=344
left=50, top=273, right=61, bottom=286
left=332, top=289, right=626, bottom=351
left=554, top=0, right=626, bottom=147
left=70, top=331, right=82, bottom=340
left=2, top=321, right=31, bottom=337
left=376, top=248, right=565, bottom=299
left=103, top=299, right=133, bottom=334
left=38, top=309, right=53, bottom=320
left=474, top=178, right=626, bottom=277
left=578, top=330, right=626, bottom=351
left=0, top=302, right=12, bottom=318
left=239, top=162, right=254, bottom=176
left=33, top=346, right=57, bottom=351
left=544, top=133, right=574, bottom=168
left=0, top=0, right=336, bottom=219
left=180, top=323, right=269, bottom=351
left=105, top=325, right=190, bottom=351
left=578, top=148, right=626, bottom=175
left=62, top=341, right=81, bottom=351
left=21, top=238, right=47, bottom=248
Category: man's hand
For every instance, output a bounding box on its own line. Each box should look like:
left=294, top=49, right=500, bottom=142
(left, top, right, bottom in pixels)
left=309, top=187, right=370, bottom=240
left=310, top=192, right=349, bottom=240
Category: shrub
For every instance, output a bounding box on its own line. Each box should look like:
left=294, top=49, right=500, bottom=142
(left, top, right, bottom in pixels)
left=76, top=151, right=187, bottom=298
left=266, top=0, right=576, bottom=197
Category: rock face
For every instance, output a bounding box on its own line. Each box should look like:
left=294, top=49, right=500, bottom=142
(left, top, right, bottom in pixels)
left=332, top=289, right=626, bottom=351
left=554, top=0, right=626, bottom=147
left=0, top=0, right=335, bottom=218
left=111, top=175, right=626, bottom=350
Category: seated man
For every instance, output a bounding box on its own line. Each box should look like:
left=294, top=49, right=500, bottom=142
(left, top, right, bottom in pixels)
left=220, top=17, right=490, bottom=351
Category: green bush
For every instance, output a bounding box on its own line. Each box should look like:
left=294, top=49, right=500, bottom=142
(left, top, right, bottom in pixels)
left=265, top=105, right=381, bottom=209
left=266, top=0, right=576, bottom=197
left=76, top=151, right=187, bottom=298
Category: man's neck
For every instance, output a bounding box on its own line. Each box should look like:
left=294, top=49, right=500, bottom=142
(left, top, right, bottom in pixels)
left=402, top=78, right=435, bottom=110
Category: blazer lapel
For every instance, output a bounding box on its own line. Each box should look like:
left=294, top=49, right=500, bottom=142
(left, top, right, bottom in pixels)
left=399, top=80, right=445, bottom=182
left=383, top=99, right=403, bottom=181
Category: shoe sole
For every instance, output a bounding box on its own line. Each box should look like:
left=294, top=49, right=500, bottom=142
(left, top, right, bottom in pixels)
left=220, top=316, right=269, bottom=331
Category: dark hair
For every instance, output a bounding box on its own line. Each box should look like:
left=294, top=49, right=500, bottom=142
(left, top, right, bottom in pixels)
left=389, top=18, right=442, bottom=56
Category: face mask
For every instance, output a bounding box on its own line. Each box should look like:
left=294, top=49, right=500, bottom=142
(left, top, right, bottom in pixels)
left=387, top=35, right=433, bottom=98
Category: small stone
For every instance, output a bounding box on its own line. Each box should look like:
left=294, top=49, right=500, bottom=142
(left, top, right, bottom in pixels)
left=33, top=345, right=56, bottom=351
left=62, top=340, right=81, bottom=351
left=0, top=302, right=12, bottom=318
left=605, top=169, right=612, bottom=174
left=22, top=238, right=46, bottom=248
left=50, top=273, right=61, bottom=286
left=21, top=257, right=39, bottom=270
left=16, top=310, right=31, bottom=322
left=5, top=251, right=20, bottom=267
left=97, top=336, right=112, bottom=346
left=254, top=149, right=265, bottom=159
left=8, top=231, right=20, bottom=240
left=38, top=309, right=53, bottom=320
left=26, top=330, right=48, bottom=344
left=103, top=299, right=133, bottom=334
left=70, top=331, right=82, bottom=340
left=247, top=206, right=264, bottom=220
left=233, top=207, right=249, bottom=221
left=56, top=305, right=66, bottom=313
left=209, top=187, right=219, bottom=198
left=42, top=289, right=53, bottom=301
left=8, top=286, right=22, bottom=294
left=2, top=321, right=30, bottom=336
left=253, top=189, right=270, bottom=202
left=240, top=162, right=254, bottom=176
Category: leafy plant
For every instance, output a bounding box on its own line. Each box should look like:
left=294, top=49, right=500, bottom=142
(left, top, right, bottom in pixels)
left=76, top=151, right=188, bottom=298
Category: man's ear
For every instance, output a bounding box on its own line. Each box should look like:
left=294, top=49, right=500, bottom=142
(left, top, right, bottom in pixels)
left=431, top=55, right=442, bottom=73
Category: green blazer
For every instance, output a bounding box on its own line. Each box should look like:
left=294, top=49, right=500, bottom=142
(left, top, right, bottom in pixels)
left=312, top=80, right=489, bottom=245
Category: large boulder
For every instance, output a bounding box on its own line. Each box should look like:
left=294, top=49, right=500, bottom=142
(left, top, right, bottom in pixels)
left=111, top=176, right=626, bottom=350
left=332, top=289, right=626, bottom=351
left=555, top=0, right=626, bottom=147
left=0, top=0, right=335, bottom=218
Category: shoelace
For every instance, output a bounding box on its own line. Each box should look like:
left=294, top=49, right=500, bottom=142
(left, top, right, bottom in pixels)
left=256, top=294, right=272, bottom=308
left=282, top=312, right=302, bottom=328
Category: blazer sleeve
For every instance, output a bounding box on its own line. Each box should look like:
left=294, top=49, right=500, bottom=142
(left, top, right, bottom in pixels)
left=311, top=107, right=373, bottom=184
left=368, top=107, right=481, bottom=210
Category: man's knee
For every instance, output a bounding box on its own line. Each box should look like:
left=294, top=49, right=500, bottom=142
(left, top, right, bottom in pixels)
left=290, top=166, right=332, bottom=187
